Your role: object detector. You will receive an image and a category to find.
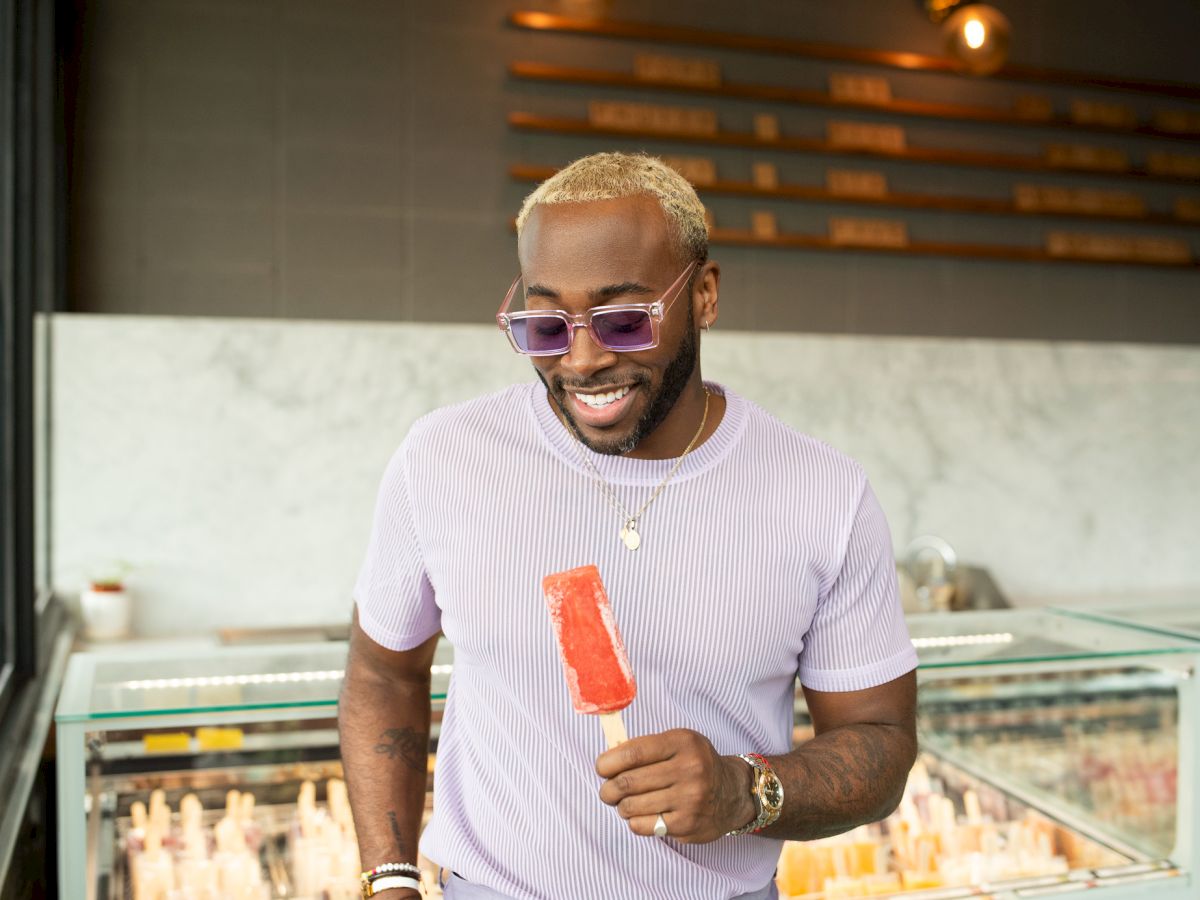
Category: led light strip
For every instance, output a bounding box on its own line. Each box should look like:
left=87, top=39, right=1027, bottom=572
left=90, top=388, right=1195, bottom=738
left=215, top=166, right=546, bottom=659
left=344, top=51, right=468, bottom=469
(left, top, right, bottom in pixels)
left=911, top=632, right=1014, bottom=649
left=117, top=636, right=1015, bottom=692
left=119, top=663, right=456, bottom=691
left=120, top=670, right=345, bottom=690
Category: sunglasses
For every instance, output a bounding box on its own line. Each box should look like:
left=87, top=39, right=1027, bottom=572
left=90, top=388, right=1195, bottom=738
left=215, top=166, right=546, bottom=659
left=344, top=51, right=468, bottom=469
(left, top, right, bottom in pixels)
left=496, top=262, right=697, bottom=356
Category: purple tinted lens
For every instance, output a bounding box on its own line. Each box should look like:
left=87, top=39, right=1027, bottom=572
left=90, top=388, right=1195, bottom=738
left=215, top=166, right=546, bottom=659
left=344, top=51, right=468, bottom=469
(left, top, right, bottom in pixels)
left=592, top=309, right=654, bottom=349
left=511, top=315, right=570, bottom=354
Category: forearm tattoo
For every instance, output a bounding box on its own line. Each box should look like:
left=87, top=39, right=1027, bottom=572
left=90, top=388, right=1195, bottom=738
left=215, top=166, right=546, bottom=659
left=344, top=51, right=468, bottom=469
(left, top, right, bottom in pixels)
left=374, top=727, right=428, bottom=772
left=806, top=728, right=885, bottom=801
left=784, top=724, right=914, bottom=840
left=387, top=809, right=408, bottom=855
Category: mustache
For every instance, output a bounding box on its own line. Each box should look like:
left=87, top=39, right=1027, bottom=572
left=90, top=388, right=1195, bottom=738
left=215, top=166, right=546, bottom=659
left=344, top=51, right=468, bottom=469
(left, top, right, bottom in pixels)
left=553, top=375, right=649, bottom=393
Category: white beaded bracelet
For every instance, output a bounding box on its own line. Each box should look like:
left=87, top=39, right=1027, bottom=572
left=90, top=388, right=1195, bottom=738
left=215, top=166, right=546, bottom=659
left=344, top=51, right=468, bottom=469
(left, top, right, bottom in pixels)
left=367, top=862, right=421, bottom=877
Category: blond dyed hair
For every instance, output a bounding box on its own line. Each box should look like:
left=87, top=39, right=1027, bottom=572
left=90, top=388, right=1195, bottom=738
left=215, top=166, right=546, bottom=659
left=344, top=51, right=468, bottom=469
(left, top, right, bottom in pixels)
left=515, top=152, right=709, bottom=263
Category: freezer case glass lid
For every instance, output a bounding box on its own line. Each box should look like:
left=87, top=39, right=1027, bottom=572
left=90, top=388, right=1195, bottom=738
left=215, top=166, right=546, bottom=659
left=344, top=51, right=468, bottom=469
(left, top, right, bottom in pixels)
left=55, top=639, right=455, bottom=723
left=906, top=608, right=1198, bottom=669
left=57, top=610, right=1199, bottom=722
left=1054, top=599, right=1200, bottom=644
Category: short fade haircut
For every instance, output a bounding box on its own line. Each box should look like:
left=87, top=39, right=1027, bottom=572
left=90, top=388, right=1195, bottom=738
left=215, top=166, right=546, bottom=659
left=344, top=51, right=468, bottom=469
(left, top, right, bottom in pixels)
left=515, top=151, right=709, bottom=264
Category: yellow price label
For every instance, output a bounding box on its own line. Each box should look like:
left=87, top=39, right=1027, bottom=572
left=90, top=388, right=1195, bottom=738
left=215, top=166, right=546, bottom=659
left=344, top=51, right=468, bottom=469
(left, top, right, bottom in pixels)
left=143, top=732, right=190, bottom=753
left=196, top=727, right=244, bottom=751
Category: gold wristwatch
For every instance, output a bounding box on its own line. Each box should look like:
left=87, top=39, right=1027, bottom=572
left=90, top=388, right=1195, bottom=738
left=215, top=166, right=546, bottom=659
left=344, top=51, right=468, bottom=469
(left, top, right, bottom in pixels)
left=726, top=753, right=784, bottom=836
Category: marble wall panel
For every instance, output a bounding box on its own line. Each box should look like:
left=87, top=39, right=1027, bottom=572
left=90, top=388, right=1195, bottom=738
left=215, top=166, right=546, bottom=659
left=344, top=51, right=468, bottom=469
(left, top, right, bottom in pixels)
left=53, top=314, right=1200, bottom=635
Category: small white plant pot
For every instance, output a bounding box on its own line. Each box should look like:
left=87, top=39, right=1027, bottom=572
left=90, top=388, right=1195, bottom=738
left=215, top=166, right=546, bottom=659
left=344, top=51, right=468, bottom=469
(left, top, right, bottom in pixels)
left=80, top=587, right=133, bottom=640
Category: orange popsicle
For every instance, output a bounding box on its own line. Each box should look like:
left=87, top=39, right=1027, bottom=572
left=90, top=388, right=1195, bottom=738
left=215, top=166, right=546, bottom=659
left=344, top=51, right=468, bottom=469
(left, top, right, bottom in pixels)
left=542, top=565, right=636, bottom=748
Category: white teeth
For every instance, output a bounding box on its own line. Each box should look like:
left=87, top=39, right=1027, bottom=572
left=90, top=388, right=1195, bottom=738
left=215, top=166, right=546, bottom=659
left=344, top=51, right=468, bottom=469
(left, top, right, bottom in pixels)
left=573, top=386, right=631, bottom=409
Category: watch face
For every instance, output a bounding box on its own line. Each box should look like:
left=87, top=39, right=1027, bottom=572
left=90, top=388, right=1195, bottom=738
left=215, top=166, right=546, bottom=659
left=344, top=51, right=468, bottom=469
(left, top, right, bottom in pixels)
left=761, top=772, right=784, bottom=811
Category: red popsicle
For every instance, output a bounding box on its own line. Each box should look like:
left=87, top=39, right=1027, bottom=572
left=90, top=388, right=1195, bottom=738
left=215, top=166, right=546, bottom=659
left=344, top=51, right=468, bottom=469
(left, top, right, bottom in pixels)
left=542, top=565, right=636, bottom=748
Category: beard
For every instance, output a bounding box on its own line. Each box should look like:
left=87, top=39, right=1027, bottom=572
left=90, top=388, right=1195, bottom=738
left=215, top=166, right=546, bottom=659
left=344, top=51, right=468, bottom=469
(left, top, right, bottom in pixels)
left=539, top=323, right=700, bottom=456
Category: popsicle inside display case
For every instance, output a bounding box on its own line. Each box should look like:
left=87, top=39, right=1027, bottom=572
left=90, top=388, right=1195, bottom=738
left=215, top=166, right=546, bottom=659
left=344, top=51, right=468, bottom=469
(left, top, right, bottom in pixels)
left=774, top=754, right=1152, bottom=899
left=117, top=778, right=414, bottom=900
left=542, top=565, right=637, bottom=748
left=125, top=787, right=271, bottom=900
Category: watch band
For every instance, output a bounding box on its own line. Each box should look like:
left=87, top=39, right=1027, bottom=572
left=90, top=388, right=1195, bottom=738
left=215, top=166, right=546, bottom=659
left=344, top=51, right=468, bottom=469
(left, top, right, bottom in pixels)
left=726, top=753, right=784, bottom=836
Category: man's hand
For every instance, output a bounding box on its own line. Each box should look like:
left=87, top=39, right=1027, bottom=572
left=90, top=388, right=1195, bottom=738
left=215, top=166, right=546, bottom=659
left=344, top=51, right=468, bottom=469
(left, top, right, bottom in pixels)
left=595, top=729, right=756, bottom=843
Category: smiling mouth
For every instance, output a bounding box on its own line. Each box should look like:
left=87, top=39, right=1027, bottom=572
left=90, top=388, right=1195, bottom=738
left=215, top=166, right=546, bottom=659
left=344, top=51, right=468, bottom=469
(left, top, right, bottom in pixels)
left=570, top=385, right=632, bottom=409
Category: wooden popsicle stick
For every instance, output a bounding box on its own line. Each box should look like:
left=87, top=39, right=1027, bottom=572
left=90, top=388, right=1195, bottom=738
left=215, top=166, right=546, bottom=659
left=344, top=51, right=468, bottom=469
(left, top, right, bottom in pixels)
left=599, top=711, right=628, bottom=748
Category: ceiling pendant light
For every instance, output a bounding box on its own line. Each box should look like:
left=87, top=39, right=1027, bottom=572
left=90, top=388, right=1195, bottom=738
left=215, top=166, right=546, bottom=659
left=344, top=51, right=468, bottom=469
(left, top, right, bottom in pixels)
left=925, top=0, right=1013, bottom=76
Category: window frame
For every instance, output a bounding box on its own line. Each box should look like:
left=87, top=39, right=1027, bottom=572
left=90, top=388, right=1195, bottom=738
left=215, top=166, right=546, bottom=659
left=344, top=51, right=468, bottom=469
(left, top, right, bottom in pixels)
left=0, top=0, right=19, bottom=722
left=0, top=0, right=56, bottom=723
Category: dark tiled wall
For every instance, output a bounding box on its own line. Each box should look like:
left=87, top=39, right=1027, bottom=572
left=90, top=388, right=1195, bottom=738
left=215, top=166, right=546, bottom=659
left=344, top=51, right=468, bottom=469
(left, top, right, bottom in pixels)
left=69, top=0, right=1200, bottom=342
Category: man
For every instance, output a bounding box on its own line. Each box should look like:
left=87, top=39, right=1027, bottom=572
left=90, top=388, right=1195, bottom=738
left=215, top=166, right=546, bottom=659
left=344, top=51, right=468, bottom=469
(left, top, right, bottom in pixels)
left=339, top=152, right=918, bottom=900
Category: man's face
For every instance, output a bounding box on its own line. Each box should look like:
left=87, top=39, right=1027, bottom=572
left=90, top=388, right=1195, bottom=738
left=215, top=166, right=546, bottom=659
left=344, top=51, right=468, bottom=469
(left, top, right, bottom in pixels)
left=517, top=196, right=700, bottom=456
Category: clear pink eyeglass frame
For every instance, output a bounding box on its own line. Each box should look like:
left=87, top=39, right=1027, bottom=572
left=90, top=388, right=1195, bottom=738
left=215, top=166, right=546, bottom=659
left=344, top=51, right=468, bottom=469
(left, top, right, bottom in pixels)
left=496, top=261, right=698, bottom=356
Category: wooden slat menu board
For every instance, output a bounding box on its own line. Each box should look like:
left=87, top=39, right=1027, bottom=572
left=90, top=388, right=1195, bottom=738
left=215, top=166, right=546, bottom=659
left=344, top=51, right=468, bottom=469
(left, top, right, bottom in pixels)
left=508, top=112, right=1200, bottom=186
left=506, top=11, right=1200, bottom=272
left=509, top=10, right=1200, bottom=100
left=509, top=62, right=1200, bottom=143
left=707, top=228, right=1199, bottom=269
left=509, top=164, right=1200, bottom=230
left=508, top=214, right=1198, bottom=267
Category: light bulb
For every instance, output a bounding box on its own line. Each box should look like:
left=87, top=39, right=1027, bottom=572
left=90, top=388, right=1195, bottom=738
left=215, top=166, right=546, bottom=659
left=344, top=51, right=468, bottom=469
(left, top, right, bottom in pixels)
left=963, top=18, right=986, bottom=49
left=942, top=4, right=1012, bottom=76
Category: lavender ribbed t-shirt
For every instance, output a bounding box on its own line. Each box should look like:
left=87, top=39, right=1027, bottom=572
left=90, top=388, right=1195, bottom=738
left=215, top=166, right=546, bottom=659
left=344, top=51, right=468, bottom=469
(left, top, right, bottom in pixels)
left=353, top=381, right=917, bottom=900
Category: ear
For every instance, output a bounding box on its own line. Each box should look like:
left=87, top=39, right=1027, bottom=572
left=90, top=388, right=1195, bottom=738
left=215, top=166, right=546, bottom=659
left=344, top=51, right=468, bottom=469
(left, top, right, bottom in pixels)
left=691, top=260, right=720, bottom=331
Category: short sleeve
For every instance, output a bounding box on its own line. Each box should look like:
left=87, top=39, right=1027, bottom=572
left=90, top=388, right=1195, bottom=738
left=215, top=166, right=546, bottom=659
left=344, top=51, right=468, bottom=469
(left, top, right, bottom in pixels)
left=353, top=442, right=441, bottom=651
left=798, top=478, right=918, bottom=692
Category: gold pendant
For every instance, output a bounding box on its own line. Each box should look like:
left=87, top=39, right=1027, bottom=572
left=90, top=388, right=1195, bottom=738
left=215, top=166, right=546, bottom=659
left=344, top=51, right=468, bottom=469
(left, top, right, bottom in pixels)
left=619, top=522, right=641, bottom=551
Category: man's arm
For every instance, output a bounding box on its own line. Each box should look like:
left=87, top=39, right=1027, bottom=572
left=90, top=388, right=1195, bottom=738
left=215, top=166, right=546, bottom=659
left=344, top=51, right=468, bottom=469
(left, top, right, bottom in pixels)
left=595, top=669, right=917, bottom=843
left=339, top=609, right=439, bottom=893
left=762, top=669, right=917, bottom=839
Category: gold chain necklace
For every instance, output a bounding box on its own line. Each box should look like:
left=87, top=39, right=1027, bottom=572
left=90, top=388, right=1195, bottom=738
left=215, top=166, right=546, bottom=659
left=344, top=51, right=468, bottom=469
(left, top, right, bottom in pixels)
left=565, top=390, right=711, bottom=551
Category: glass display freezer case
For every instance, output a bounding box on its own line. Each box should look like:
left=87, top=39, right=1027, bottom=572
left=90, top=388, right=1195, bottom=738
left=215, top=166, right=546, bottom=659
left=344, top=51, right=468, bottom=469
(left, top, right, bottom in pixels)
left=56, top=609, right=1200, bottom=899
left=780, top=609, right=1197, bottom=898
left=55, top=640, right=453, bottom=899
